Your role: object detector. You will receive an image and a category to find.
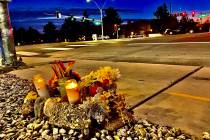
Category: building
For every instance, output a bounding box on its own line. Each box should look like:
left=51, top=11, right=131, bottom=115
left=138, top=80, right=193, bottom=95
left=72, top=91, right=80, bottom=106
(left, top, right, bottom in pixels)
left=121, top=19, right=152, bottom=38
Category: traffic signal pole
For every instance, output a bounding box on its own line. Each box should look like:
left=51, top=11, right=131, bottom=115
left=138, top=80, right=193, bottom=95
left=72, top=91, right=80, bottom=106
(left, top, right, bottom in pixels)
left=0, top=0, right=17, bottom=66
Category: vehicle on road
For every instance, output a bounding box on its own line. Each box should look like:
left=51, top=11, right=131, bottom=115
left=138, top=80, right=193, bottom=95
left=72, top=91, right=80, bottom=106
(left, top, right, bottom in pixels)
left=164, top=27, right=194, bottom=35
left=164, top=25, right=202, bottom=35
left=98, top=35, right=110, bottom=40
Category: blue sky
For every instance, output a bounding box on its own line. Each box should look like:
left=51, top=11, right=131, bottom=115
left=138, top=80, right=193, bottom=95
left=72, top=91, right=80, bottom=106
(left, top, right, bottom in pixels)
left=9, top=0, right=210, bottom=18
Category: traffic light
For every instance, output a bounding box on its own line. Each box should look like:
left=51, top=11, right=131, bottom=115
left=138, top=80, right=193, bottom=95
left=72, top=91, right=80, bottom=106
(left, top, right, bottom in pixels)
left=192, top=11, right=195, bottom=17
left=173, top=13, right=178, bottom=17
left=181, top=12, right=187, bottom=17
left=114, top=24, right=118, bottom=32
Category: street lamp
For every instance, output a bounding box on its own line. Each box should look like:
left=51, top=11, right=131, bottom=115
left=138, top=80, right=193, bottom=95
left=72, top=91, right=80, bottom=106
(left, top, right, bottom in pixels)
left=86, top=0, right=107, bottom=40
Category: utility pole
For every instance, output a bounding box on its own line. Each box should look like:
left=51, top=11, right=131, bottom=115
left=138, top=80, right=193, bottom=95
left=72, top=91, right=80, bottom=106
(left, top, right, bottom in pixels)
left=0, top=0, right=17, bottom=66
left=169, top=1, right=172, bottom=14
left=86, top=0, right=108, bottom=40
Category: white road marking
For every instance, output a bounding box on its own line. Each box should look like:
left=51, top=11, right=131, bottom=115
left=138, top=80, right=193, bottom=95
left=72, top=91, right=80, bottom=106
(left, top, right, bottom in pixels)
left=16, top=51, right=40, bottom=56
left=42, top=48, right=74, bottom=51
left=128, top=42, right=210, bottom=46
left=66, top=44, right=94, bottom=47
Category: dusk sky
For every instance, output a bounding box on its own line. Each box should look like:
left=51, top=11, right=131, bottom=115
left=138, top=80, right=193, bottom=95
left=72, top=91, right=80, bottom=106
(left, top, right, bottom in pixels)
left=9, top=0, right=210, bottom=18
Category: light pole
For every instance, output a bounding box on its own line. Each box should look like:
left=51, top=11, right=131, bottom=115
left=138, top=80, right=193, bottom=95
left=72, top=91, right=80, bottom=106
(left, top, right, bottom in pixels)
left=86, top=0, right=107, bottom=40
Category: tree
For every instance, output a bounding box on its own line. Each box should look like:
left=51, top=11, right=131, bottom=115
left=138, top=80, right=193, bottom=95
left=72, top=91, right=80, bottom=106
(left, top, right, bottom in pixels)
left=26, top=27, right=40, bottom=44
left=83, top=10, right=89, bottom=18
left=154, top=3, right=170, bottom=20
left=60, top=17, right=80, bottom=41
left=103, top=7, right=122, bottom=38
left=43, top=22, right=57, bottom=42
left=14, top=27, right=27, bottom=45
left=153, top=3, right=178, bottom=33
left=80, top=10, right=95, bottom=40
left=179, top=17, right=197, bottom=32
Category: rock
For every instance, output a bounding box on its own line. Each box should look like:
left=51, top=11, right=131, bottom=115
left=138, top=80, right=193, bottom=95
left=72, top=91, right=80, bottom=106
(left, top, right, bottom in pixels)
left=203, top=132, right=210, bottom=139
left=46, top=102, right=91, bottom=129
left=83, top=129, right=89, bottom=136
left=100, top=133, right=106, bottom=139
left=17, top=132, right=27, bottom=140
left=139, top=128, right=147, bottom=137
left=78, top=134, right=83, bottom=139
left=22, top=100, right=35, bottom=117
left=27, top=123, right=34, bottom=130
left=53, top=128, right=59, bottom=135
left=32, top=131, right=40, bottom=137
left=104, top=117, right=127, bottom=131
left=73, top=131, right=79, bottom=136
left=101, top=130, right=108, bottom=135
left=34, top=97, right=47, bottom=118
left=53, top=134, right=61, bottom=140
left=42, top=123, right=49, bottom=130
left=34, top=123, right=42, bottom=130
left=117, top=128, right=127, bottom=137
left=41, top=130, right=50, bottom=137
left=158, top=131, right=163, bottom=138
left=114, top=135, right=120, bottom=140
left=106, top=135, right=113, bottom=140
left=59, top=128, right=66, bottom=135
left=142, top=120, right=151, bottom=127
left=126, top=137, right=132, bottom=140
left=166, top=137, right=174, bottom=140
left=0, top=134, right=6, bottom=138
left=42, top=134, right=53, bottom=140
left=43, top=97, right=61, bottom=116
left=68, top=129, right=74, bottom=135
left=177, top=134, right=186, bottom=139
left=91, top=138, right=98, bottom=140
left=95, top=132, right=100, bottom=138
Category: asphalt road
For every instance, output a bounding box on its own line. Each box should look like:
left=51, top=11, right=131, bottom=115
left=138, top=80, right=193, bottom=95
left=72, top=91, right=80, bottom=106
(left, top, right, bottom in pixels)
left=16, top=32, right=210, bottom=67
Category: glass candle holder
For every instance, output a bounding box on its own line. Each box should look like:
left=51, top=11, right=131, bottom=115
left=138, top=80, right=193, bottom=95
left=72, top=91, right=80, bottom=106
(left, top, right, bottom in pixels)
left=65, top=79, right=80, bottom=104
left=33, top=75, right=50, bottom=98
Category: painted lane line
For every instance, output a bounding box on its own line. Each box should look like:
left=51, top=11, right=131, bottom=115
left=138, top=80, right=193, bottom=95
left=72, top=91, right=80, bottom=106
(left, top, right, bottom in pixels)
left=42, top=48, right=74, bottom=51
left=128, top=42, right=210, bottom=46
left=66, top=44, right=94, bottom=47
left=16, top=51, right=40, bottom=56
left=168, top=92, right=210, bottom=102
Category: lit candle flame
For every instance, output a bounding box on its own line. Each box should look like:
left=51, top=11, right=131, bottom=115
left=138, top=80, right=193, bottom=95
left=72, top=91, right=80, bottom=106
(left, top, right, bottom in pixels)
left=65, top=81, right=78, bottom=89
left=37, top=79, right=44, bottom=83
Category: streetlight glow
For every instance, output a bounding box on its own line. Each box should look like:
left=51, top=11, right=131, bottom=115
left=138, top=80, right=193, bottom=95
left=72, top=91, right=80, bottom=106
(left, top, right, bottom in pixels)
left=86, top=0, right=107, bottom=40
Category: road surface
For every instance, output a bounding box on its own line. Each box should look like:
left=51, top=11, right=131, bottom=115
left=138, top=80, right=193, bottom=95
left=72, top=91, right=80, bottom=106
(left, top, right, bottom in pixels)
left=16, top=32, right=210, bottom=66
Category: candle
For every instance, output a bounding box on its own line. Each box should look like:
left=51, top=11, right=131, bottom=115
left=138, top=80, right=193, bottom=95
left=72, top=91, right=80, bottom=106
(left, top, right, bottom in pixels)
left=33, top=75, right=50, bottom=98
left=65, top=79, right=80, bottom=104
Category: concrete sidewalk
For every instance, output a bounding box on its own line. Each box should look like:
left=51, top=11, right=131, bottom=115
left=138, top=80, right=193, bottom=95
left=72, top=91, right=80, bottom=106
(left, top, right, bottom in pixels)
left=9, top=60, right=209, bottom=137
left=134, top=67, right=210, bottom=137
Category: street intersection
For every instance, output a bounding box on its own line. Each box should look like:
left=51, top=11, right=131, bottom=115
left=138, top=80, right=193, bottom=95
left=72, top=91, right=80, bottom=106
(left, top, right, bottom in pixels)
left=11, top=33, right=210, bottom=137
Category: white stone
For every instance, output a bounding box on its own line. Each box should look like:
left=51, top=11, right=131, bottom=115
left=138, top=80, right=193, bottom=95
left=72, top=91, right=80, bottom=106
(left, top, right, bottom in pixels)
left=59, top=128, right=66, bottom=135
left=53, top=128, right=59, bottom=135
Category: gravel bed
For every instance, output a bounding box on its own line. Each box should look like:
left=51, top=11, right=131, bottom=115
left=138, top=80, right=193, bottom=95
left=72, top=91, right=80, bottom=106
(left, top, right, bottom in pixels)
left=0, top=74, right=209, bottom=140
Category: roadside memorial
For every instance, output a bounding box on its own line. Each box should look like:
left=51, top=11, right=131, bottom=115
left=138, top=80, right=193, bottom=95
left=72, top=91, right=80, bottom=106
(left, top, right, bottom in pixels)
left=0, top=60, right=206, bottom=139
